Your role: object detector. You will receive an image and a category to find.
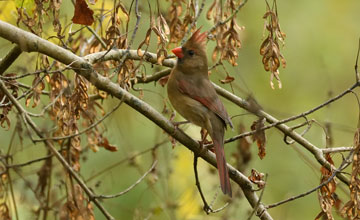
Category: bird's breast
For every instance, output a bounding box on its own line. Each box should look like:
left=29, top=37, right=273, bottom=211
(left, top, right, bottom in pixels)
left=167, top=77, right=209, bottom=128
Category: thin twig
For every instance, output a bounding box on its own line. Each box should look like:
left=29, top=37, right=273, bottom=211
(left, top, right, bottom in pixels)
left=86, top=26, right=107, bottom=49
left=34, top=99, right=123, bottom=141
left=181, top=0, right=206, bottom=45
left=1, top=73, right=48, bottom=107
left=0, top=78, right=115, bottom=220
left=86, top=140, right=167, bottom=183
left=265, top=150, right=353, bottom=209
left=95, top=160, right=157, bottom=199
left=355, top=37, right=360, bottom=82
left=135, top=68, right=171, bottom=84
left=27, top=89, right=64, bottom=117
left=7, top=154, right=53, bottom=169
left=43, top=153, right=52, bottom=220
left=193, top=156, right=228, bottom=214
left=322, top=147, right=354, bottom=154
left=4, top=129, right=19, bottom=220
left=113, top=0, right=141, bottom=75
left=17, top=82, right=50, bottom=95
left=194, top=156, right=211, bottom=213
left=0, top=66, right=71, bottom=80
left=218, top=82, right=359, bottom=147
left=7, top=172, right=19, bottom=220
left=208, top=0, right=249, bottom=36
left=214, top=83, right=351, bottom=185
left=247, top=174, right=268, bottom=220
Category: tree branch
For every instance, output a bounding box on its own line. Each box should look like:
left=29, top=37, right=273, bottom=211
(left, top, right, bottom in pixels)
left=0, top=45, right=22, bottom=75
left=214, top=84, right=350, bottom=185
left=0, top=78, right=115, bottom=220
left=265, top=149, right=353, bottom=209
left=95, top=160, right=157, bottom=199
left=193, top=155, right=229, bottom=214
left=87, top=48, right=352, bottom=185
left=0, top=20, right=272, bottom=220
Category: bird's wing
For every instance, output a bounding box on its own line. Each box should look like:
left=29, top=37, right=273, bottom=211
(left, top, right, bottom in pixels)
left=177, top=78, right=233, bottom=128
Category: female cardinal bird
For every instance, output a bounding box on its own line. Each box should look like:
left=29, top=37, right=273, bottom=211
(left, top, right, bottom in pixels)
left=167, top=29, right=233, bottom=196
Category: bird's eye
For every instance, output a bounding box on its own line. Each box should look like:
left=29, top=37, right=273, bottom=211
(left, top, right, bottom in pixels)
left=188, top=50, right=195, bottom=56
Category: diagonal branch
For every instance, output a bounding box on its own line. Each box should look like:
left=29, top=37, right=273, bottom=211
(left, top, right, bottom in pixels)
left=265, top=148, right=353, bottom=209
left=95, top=160, right=157, bottom=199
left=0, top=45, right=22, bottom=75
left=0, top=20, right=272, bottom=220
left=86, top=48, right=351, bottom=185
left=0, top=18, right=353, bottom=216
left=214, top=84, right=350, bottom=185
left=0, top=79, right=115, bottom=220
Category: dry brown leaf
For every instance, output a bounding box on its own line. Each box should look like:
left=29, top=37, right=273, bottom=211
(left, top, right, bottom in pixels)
left=220, top=75, right=235, bottom=84
left=260, top=2, right=286, bottom=89
left=248, top=169, right=265, bottom=189
left=317, top=153, right=337, bottom=220
left=341, top=128, right=360, bottom=219
left=0, top=203, right=11, bottom=220
left=60, top=184, right=95, bottom=220
left=99, top=137, right=118, bottom=152
left=251, top=118, right=267, bottom=159
left=72, top=0, right=94, bottom=26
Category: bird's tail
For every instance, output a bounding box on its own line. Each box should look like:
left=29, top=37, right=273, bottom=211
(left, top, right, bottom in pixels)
left=213, top=136, right=232, bottom=197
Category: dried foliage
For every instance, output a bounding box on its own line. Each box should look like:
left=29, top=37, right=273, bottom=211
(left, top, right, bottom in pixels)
left=167, top=0, right=195, bottom=44
left=0, top=74, right=18, bottom=129
left=248, top=169, right=265, bottom=189
left=25, top=73, right=45, bottom=108
left=0, top=203, right=11, bottom=220
left=16, top=0, right=63, bottom=36
left=0, top=171, right=11, bottom=220
left=60, top=184, right=95, bottom=220
left=315, top=153, right=339, bottom=220
left=207, top=0, right=243, bottom=66
left=103, top=2, right=137, bottom=88
left=1, top=0, right=358, bottom=219
left=260, top=0, right=286, bottom=89
left=251, top=118, right=267, bottom=159
left=342, top=128, right=360, bottom=219
left=72, top=0, right=94, bottom=26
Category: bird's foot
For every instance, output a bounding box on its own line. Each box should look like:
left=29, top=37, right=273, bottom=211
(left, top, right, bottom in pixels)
left=170, top=121, right=190, bottom=136
left=198, top=128, right=212, bottom=153
left=172, top=121, right=190, bottom=128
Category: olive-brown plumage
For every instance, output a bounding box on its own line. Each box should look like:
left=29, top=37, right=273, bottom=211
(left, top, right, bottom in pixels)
left=167, top=29, right=233, bottom=196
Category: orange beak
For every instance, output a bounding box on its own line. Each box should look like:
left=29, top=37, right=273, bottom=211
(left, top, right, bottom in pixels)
left=171, top=47, right=184, bottom=59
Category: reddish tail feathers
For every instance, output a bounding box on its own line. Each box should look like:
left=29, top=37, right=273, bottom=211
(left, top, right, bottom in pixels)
left=213, top=139, right=232, bottom=197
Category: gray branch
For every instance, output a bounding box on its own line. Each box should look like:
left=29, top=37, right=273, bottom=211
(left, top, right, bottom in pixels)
left=1, top=19, right=351, bottom=219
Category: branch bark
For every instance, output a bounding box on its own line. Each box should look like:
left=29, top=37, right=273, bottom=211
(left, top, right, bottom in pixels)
left=0, top=79, right=115, bottom=220
left=0, top=45, right=22, bottom=75
left=0, top=18, right=353, bottom=217
left=86, top=49, right=350, bottom=185
left=0, top=20, right=273, bottom=220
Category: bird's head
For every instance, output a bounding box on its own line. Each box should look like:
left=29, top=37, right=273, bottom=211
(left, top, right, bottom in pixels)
left=172, top=28, right=208, bottom=73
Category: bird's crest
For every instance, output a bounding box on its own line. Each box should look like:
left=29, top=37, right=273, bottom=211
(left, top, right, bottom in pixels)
left=188, top=27, right=207, bottom=46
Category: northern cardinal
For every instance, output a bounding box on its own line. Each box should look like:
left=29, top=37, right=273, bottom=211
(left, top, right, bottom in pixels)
left=167, top=29, right=233, bottom=196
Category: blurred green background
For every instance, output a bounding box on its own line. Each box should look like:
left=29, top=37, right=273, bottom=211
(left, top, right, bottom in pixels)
left=0, top=0, right=360, bottom=219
